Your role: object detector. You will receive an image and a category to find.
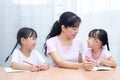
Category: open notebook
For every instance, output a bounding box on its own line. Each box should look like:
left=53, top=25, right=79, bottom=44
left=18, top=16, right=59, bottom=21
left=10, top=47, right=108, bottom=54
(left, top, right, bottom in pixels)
left=92, top=66, right=113, bottom=71
left=4, top=67, right=29, bottom=72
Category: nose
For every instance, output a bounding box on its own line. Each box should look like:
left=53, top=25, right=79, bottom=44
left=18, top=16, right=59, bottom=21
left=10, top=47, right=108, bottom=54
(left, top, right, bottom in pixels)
left=34, top=40, right=37, bottom=45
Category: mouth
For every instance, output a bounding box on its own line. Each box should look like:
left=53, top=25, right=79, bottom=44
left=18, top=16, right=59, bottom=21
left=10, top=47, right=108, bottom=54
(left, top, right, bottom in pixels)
left=73, top=34, right=76, bottom=37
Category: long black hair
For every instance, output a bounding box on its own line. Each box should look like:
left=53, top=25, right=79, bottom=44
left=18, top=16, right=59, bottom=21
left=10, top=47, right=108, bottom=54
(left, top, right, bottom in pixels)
left=44, top=11, right=81, bottom=56
left=88, top=29, right=110, bottom=51
left=5, top=27, right=37, bottom=62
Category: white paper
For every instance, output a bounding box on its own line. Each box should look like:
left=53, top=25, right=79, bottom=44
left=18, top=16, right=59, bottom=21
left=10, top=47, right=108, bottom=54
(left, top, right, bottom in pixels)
left=92, top=66, right=113, bottom=71
left=4, top=67, right=27, bottom=72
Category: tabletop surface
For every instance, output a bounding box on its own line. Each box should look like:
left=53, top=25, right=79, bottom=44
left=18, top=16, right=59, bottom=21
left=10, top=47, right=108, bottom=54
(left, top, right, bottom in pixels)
left=0, top=67, right=120, bottom=80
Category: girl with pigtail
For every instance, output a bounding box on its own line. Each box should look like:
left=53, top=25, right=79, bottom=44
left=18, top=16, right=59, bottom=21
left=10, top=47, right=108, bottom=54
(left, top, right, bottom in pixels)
left=5, top=27, right=49, bottom=71
left=86, top=29, right=116, bottom=68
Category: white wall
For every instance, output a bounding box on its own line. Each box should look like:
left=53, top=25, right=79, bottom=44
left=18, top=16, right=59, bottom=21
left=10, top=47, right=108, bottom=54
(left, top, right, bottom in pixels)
left=0, top=0, right=120, bottom=67
left=78, top=10, right=120, bottom=66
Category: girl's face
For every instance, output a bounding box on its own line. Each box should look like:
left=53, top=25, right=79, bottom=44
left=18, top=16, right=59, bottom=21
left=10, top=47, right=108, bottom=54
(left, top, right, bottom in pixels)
left=87, top=37, right=96, bottom=48
left=87, top=37, right=102, bottom=49
left=62, top=26, right=79, bottom=40
left=22, top=37, right=37, bottom=51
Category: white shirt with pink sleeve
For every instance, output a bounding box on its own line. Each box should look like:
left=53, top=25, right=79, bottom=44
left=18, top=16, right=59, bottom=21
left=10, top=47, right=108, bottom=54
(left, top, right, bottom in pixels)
left=85, top=48, right=112, bottom=66
left=46, top=36, right=84, bottom=66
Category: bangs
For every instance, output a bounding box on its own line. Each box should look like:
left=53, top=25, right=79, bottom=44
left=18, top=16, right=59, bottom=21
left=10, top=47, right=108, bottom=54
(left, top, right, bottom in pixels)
left=68, top=16, right=81, bottom=27
left=28, top=31, right=37, bottom=38
left=88, top=29, right=99, bottom=38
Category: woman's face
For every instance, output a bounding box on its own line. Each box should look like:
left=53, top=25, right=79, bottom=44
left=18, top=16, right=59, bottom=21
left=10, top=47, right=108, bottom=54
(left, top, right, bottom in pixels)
left=63, top=26, right=79, bottom=40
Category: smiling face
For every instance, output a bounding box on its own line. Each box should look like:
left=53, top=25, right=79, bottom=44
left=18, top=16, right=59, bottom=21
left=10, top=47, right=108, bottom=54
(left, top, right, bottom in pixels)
left=87, top=37, right=96, bottom=48
left=21, top=36, right=37, bottom=51
left=87, top=36, right=102, bottom=50
left=62, top=25, right=79, bottom=40
left=26, top=37, right=37, bottom=50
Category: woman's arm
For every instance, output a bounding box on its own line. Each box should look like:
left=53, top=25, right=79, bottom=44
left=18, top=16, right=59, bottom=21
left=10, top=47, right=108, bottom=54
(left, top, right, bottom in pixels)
left=78, top=54, right=83, bottom=63
left=49, top=52, right=83, bottom=69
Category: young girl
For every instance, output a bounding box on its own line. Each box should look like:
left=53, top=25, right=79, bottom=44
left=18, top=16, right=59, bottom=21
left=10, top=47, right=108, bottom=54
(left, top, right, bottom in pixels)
left=5, top=27, right=49, bottom=71
left=86, top=29, right=116, bottom=68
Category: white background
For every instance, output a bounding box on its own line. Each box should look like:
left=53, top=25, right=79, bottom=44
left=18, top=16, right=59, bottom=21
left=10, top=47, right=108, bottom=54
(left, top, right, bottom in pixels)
left=0, top=0, right=120, bottom=67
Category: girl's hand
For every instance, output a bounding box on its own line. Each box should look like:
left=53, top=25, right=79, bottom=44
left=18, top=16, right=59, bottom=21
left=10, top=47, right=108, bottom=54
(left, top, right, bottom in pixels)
left=38, top=62, right=49, bottom=71
left=94, top=59, right=101, bottom=67
left=30, top=65, right=39, bottom=72
left=85, top=56, right=92, bottom=62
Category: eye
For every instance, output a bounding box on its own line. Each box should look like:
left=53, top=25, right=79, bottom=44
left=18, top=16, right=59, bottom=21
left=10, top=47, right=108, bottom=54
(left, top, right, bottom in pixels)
left=88, top=37, right=90, bottom=39
left=31, top=37, right=36, bottom=40
left=72, top=27, right=78, bottom=30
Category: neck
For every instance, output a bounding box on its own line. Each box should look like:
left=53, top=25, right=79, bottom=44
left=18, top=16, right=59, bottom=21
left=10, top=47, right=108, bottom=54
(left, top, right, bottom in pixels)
left=92, top=47, right=103, bottom=59
left=58, top=33, right=73, bottom=46
left=92, top=48, right=102, bottom=54
left=20, top=47, right=31, bottom=57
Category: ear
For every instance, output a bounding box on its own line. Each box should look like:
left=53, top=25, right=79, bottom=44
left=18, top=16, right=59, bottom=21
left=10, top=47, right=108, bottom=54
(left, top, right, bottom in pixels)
left=95, top=39, right=99, bottom=43
left=61, top=25, right=66, bottom=32
left=20, top=37, right=26, bottom=44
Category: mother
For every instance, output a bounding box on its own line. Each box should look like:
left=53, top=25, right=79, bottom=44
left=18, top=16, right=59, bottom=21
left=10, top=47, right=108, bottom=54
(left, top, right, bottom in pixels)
left=44, top=11, right=93, bottom=70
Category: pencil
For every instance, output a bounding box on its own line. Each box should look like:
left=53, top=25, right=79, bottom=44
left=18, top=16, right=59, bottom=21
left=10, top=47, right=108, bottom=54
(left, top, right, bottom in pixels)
left=23, top=60, right=39, bottom=68
left=23, top=60, right=33, bottom=66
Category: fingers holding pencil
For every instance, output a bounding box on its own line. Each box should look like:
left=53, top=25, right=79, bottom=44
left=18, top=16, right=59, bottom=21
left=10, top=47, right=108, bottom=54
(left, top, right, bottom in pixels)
left=23, top=60, right=40, bottom=72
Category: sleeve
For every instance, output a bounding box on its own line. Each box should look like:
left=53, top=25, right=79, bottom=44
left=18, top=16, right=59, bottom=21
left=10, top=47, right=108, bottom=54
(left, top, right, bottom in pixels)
left=84, top=48, right=92, bottom=61
left=11, top=49, right=19, bottom=63
left=46, top=38, right=56, bottom=55
left=78, top=38, right=84, bottom=54
left=104, top=50, right=112, bottom=60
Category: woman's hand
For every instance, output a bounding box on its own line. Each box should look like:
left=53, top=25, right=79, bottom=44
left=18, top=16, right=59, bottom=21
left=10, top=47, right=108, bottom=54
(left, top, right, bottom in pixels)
left=83, top=57, right=94, bottom=71
left=83, top=60, right=93, bottom=71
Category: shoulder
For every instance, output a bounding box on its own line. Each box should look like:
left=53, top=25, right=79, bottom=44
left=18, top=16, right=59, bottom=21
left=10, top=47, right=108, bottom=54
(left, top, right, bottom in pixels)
left=102, top=48, right=111, bottom=54
left=11, top=49, right=21, bottom=60
left=46, top=36, right=58, bottom=45
left=101, top=48, right=112, bottom=59
left=13, top=48, right=19, bottom=52
left=102, top=48, right=112, bottom=57
left=12, top=48, right=21, bottom=55
left=47, top=36, right=58, bottom=42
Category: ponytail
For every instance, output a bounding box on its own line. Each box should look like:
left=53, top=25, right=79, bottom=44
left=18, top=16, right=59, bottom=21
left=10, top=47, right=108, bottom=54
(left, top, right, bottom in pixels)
left=5, top=42, right=18, bottom=62
left=46, top=20, right=61, bottom=40
left=44, top=20, right=61, bottom=56
left=106, top=42, right=110, bottom=51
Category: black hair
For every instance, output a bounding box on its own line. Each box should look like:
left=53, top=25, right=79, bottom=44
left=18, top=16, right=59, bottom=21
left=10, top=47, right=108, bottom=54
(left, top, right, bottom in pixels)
left=5, top=27, right=37, bottom=62
left=44, top=11, right=81, bottom=56
left=88, top=29, right=110, bottom=51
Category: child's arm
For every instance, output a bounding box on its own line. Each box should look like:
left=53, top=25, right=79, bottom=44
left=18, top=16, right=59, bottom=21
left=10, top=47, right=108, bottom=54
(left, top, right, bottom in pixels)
left=11, top=62, right=39, bottom=72
left=100, top=58, right=116, bottom=68
left=95, top=58, right=117, bottom=68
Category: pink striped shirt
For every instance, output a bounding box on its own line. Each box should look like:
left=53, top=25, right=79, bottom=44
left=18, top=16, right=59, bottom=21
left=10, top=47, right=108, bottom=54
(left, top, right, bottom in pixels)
left=85, top=48, right=112, bottom=66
